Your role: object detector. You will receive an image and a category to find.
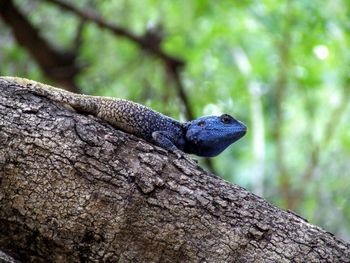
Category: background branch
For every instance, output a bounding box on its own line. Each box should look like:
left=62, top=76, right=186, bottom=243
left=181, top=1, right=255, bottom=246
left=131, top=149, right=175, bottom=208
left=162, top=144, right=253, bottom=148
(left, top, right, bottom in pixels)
left=42, top=0, right=196, bottom=116
left=0, top=0, right=81, bottom=92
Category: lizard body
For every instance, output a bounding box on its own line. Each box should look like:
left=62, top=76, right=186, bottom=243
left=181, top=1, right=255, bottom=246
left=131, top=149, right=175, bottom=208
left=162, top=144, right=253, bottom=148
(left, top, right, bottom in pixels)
left=1, top=76, right=246, bottom=157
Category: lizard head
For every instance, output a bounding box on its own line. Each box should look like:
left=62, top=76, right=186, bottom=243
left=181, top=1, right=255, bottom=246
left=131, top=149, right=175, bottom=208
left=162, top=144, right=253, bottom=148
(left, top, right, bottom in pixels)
left=184, top=114, right=247, bottom=157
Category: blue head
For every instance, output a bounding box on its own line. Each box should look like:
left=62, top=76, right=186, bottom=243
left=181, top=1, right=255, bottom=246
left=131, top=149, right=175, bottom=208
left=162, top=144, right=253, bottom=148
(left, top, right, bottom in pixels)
left=184, top=114, right=246, bottom=157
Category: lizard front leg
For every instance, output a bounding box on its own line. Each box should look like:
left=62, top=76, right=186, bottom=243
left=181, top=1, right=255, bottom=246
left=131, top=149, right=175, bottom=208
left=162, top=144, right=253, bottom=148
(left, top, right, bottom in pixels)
left=152, top=131, right=197, bottom=165
left=152, top=131, right=181, bottom=156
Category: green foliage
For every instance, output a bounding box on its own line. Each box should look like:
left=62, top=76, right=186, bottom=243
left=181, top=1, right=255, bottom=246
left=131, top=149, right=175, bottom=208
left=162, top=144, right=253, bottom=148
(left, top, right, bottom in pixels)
left=1, top=0, right=350, bottom=241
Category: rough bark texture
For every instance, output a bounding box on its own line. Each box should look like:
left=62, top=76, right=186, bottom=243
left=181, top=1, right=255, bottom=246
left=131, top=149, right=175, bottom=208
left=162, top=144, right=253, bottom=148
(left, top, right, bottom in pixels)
left=0, top=79, right=349, bottom=263
left=0, top=249, right=18, bottom=263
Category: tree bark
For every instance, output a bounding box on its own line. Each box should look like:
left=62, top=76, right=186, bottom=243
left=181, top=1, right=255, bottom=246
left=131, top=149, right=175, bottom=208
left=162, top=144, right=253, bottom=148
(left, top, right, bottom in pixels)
left=0, top=249, right=18, bottom=263
left=0, top=78, right=349, bottom=263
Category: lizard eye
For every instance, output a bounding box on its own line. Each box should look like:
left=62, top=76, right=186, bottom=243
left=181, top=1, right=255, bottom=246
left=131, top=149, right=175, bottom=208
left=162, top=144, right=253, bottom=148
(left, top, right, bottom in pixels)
left=220, top=114, right=233, bottom=124
left=198, top=121, right=206, bottom=127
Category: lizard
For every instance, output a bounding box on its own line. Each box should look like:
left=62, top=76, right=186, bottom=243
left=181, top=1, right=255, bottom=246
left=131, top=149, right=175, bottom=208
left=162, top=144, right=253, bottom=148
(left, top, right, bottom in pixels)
left=0, top=76, right=247, bottom=158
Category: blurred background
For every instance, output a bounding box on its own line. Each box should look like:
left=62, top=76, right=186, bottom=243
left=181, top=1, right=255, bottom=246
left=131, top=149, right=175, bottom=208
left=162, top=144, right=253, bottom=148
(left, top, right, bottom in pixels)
left=1, top=0, right=349, bottom=241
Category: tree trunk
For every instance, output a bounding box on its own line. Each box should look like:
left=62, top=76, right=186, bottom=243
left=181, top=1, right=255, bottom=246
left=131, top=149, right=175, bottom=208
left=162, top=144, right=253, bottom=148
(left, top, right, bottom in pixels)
left=0, top=78, right=349, bottom=263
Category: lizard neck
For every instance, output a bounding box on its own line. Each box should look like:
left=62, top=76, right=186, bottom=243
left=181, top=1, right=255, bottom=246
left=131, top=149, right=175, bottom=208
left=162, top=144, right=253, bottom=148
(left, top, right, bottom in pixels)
left=174, top=122, right=188, bottom=152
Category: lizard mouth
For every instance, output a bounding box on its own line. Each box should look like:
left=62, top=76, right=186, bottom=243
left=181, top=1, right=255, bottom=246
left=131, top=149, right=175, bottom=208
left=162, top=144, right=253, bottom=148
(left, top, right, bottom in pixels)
left=236, top=130, right=246, bottom=137
left=220, top=125, right=246, bottom=143
left=231, top=123, right=247, bottom=138
left=237, top=126, right=247, bottom=135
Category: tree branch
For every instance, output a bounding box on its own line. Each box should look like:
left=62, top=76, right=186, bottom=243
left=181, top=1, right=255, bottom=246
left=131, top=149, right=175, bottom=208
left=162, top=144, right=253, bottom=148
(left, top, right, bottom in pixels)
left=43, top=0, right=185, bottom=75
left=1, top=78, right=349, bottom=262
left=0, top=0, right=81, bottom=93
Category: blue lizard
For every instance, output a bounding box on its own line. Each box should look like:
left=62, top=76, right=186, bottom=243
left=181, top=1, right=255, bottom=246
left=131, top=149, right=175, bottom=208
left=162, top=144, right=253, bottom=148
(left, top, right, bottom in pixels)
left=1, top=77, right=247, bottom=157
